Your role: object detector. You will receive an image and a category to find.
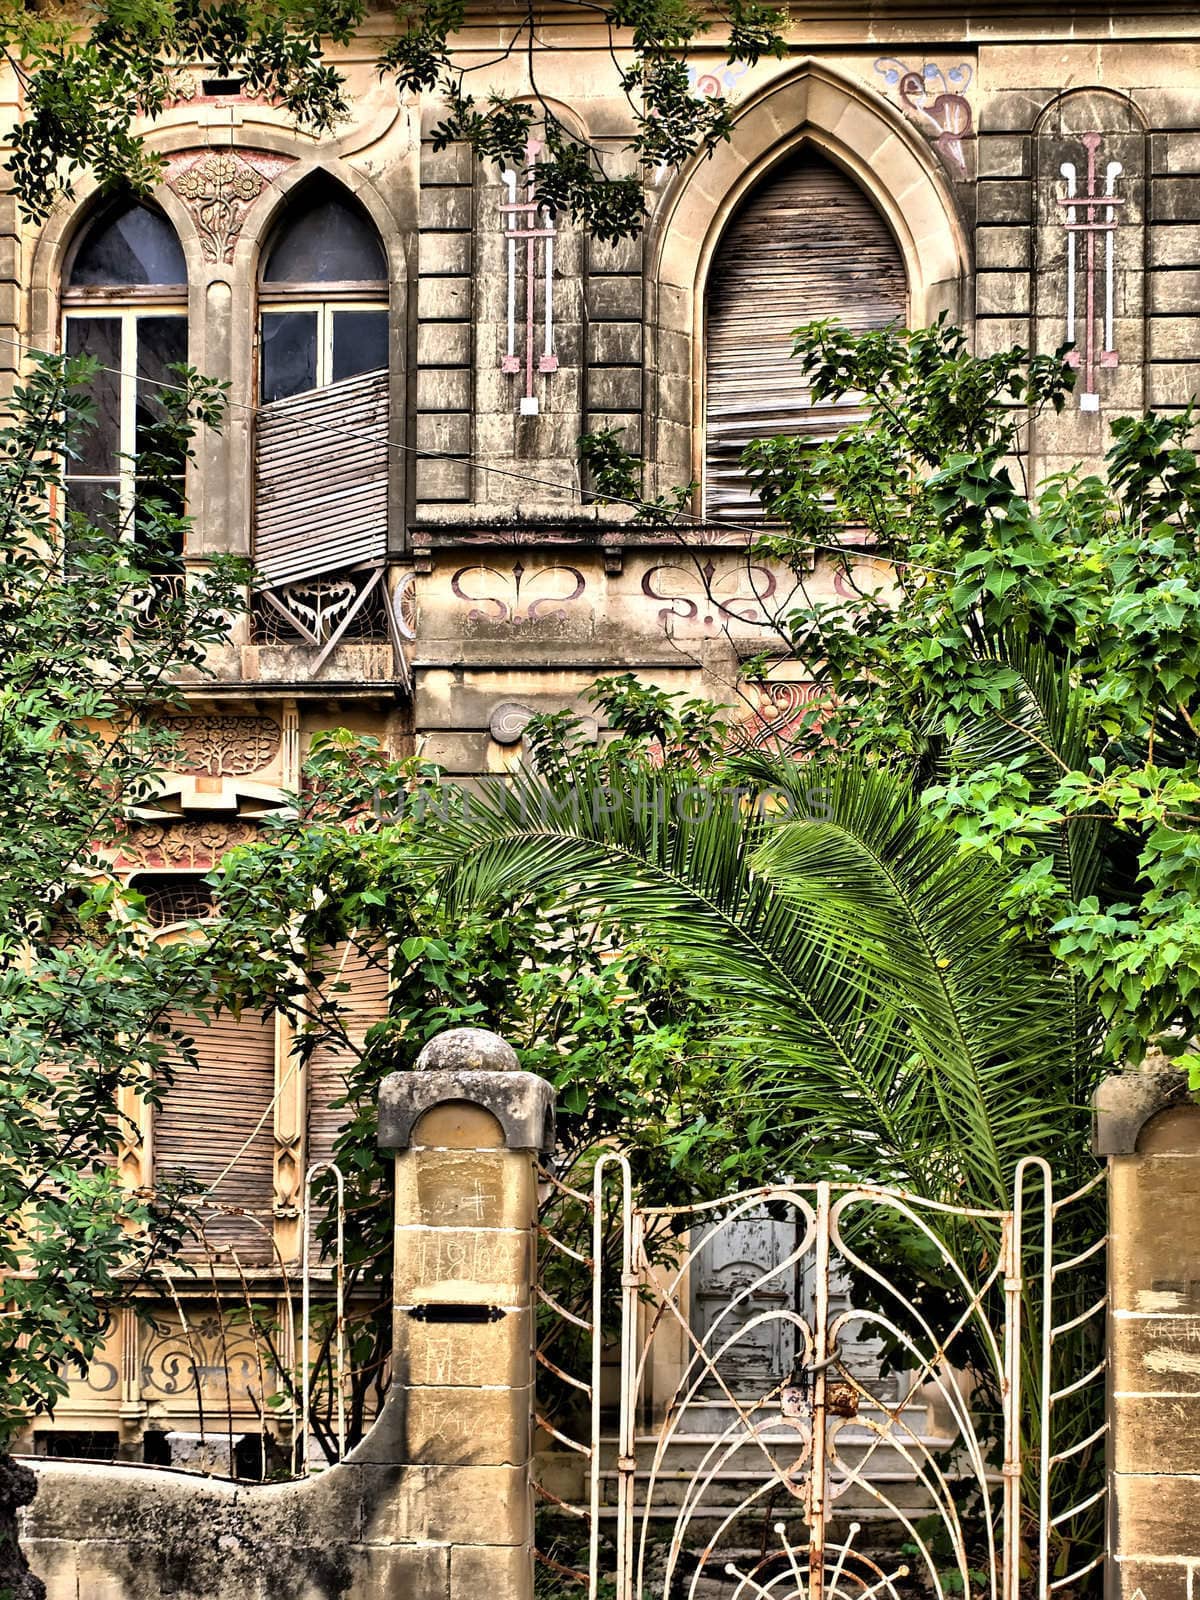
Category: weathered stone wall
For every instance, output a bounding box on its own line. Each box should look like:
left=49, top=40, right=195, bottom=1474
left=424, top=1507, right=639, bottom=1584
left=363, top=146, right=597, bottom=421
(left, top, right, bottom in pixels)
left=19, top=1029, right=553, bottom=1600
left=1096, top=1069, right=1200, bottom=1600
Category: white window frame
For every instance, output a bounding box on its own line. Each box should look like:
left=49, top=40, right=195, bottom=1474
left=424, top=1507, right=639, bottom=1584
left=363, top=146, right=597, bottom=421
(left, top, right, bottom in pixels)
left=60, top=305, right=189, bottom=535
left=257, top=296, right=388, bottom=400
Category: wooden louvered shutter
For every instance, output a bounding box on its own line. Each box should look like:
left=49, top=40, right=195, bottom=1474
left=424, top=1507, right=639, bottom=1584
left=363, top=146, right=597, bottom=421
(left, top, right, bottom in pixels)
left=254, top=369, right=389, bottom=586
left=704, top=149, right=908, bottom=522
left=307, top=941, right=389, bottom=1174
left=156, top=1012, right=277, bottom=1261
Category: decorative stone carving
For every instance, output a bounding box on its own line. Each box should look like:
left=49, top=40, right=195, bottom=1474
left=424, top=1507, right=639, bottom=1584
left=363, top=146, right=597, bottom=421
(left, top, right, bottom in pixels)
left=489, top=702, right=535, bottom=745
left=393, top=569, right=418, bottom=642
left=163, top=714, right=281, bottom=777
left=874, top=59, right=974, bottom=174
left=734, top=682, right=825, bottom=752
left=166, top=149, right=293, bottom=263
left=451, top=560, right=586, bottom=624
left=115, top=820, right=260, bottom=871
left=641, top=559, right=778, bottom=632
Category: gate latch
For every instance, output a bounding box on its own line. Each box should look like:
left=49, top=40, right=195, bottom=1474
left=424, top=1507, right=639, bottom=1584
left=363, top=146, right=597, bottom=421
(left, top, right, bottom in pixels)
left=781, top=1348, right=859, bottom=1419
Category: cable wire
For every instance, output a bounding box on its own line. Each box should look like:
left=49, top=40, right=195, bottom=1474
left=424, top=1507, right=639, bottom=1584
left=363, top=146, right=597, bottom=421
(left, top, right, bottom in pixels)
left=0, top=330, right=954, bottom=577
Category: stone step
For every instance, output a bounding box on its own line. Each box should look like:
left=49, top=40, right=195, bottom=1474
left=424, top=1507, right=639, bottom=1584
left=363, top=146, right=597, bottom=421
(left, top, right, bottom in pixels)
left=592, top=1400, right=959, bottom=1513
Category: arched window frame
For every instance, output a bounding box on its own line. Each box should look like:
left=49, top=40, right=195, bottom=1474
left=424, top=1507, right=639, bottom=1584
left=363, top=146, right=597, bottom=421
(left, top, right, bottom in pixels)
left=250, top=177, right=394, bottom=619
left=641, top=62, right=969, bottom=510
left=256, top=181, right=389, bottom=405
left=700, top=143, right=909, bottom=522
left=59, top=198, right=189, bottom=538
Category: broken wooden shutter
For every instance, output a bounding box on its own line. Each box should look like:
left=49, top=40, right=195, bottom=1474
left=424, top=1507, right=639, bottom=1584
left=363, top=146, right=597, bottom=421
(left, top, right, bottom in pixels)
left=704, top=148, right=908, bottom=522
left=254, top=368, right=389, bottom=587
left=306, top=941, right=388, bottom=1249
left=156, top=1011, right=277, bottom=1260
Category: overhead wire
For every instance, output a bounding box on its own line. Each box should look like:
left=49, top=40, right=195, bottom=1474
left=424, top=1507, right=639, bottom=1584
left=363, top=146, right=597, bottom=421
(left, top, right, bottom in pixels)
left=0, top=330, right=954, bottom=578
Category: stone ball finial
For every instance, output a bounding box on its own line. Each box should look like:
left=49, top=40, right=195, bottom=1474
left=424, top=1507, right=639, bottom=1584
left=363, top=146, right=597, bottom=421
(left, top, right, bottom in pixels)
left=414, top=1026, right=520, bottom=1073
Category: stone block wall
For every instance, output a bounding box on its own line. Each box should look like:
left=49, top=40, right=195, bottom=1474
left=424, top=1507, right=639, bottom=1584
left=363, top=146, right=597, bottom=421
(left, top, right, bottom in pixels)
left=19, top=1030, right=553, bottom=1600
left=1096, top=1070, right=1200, bottom=1600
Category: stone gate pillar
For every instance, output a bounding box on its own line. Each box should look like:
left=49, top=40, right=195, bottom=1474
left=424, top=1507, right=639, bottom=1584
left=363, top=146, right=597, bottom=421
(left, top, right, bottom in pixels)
left=1095, top=1067, right=1200, bottom=1600
left=377, top=1027, right=555, bottom=1600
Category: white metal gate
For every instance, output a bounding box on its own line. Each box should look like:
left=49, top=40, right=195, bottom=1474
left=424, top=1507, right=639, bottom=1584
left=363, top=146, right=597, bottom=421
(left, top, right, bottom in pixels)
left=581, top=1158, right=1107, bottom=1600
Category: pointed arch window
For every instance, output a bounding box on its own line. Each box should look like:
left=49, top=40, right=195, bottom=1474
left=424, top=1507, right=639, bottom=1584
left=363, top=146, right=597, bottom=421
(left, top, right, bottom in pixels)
left=704, top=149, right=907, bottom=521
left=258, top=182, right=388, bottom=403
left=61, top=198, right=188, bottom=542
left=253, top=181, right=391, bottom=604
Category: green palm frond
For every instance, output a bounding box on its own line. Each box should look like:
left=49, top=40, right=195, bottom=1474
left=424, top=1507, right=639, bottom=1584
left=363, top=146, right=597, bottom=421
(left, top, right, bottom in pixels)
left=947, top=631, right=1102, bottom=905
left=428, top=756, right=1080, bottom=1204
left=747, top=758, right=1071, bottom=1203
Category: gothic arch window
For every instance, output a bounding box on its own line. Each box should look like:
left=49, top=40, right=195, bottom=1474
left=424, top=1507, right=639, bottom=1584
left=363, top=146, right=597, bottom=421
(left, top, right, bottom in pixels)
left=704, top=148, right=908, bottom=521
left=258, top=180, right=388, bottom=403
left=253, top=179, right=391, bottom=621
left=61, top=198, right=189, bottom=540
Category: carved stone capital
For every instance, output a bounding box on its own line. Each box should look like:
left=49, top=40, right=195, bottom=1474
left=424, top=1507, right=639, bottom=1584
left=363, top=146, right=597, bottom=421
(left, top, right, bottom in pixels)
left=379, top=1058, right=556, bottom=1154
left=1093, top=1063, right=1189, bottom=1156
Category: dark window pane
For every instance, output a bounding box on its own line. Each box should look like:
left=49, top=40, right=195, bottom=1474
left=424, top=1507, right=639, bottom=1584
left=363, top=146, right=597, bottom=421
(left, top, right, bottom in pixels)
left=69, top=201, right=186, bottom=288
left=262, top=191, right=386, bottom=284
left=64, top=318, right=121, bottom=477
left=261, top=311, right=318, bottom=402
left=64, top=479, right=121, bottom=540
left=331, top=309, right=388, bottom=383
left=135, top=316, right=188, bottom=461
left=134, top=479, right=186, bottom=569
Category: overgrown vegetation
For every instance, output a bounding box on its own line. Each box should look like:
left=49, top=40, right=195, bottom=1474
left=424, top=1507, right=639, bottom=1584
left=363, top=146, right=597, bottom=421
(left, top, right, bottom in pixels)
left=1, top=0, right=785, bottom=236
left=0, top=349, right=253, bottom=1596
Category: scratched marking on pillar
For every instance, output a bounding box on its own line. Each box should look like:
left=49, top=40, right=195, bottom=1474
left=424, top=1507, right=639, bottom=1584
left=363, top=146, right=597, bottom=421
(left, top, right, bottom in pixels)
left=500, top=137, right=558, bottom=416
left=1059, top=132, right=1124, bottom=412
left=418, top=1233, right=501, bottom=1281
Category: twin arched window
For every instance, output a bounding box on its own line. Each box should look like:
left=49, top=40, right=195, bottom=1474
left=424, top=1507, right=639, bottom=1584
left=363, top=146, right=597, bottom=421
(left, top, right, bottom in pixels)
left=60, top=180, right=389, bottom=547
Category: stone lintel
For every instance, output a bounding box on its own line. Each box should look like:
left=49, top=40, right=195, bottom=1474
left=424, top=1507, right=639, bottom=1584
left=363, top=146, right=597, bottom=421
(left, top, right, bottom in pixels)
left=1094, top=1067, right=1189, bottom=1156
left=379, top=1069, right=555, bottom=1154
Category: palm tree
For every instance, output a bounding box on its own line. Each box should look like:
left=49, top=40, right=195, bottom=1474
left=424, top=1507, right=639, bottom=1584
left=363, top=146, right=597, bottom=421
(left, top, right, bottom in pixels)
left=422, top=744, right=1106, bottom=1583
left=428, top=751, right=1096, bottom=1204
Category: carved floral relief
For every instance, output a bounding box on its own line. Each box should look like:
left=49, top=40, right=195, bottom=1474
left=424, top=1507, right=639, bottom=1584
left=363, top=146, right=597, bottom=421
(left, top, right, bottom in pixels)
left=166, top=149, right=294, bottom=263
left=114, top=820, right=261, bottom=872
left=162, top=715, right=281, bottom=777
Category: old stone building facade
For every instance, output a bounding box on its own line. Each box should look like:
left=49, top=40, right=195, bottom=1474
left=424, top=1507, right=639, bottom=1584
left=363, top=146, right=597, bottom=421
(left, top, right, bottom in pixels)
left=7, top=3, right=1200, bottom=1458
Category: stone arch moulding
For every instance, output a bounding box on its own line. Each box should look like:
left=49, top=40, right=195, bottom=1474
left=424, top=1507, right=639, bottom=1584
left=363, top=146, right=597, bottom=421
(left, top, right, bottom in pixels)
left=231, top=155, right=407, bottom=290
left=650, top=58, right=969, bottom=324
left=29, top=175, right=204, bottom=355
left=643, top=59, right=970, bottom=496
